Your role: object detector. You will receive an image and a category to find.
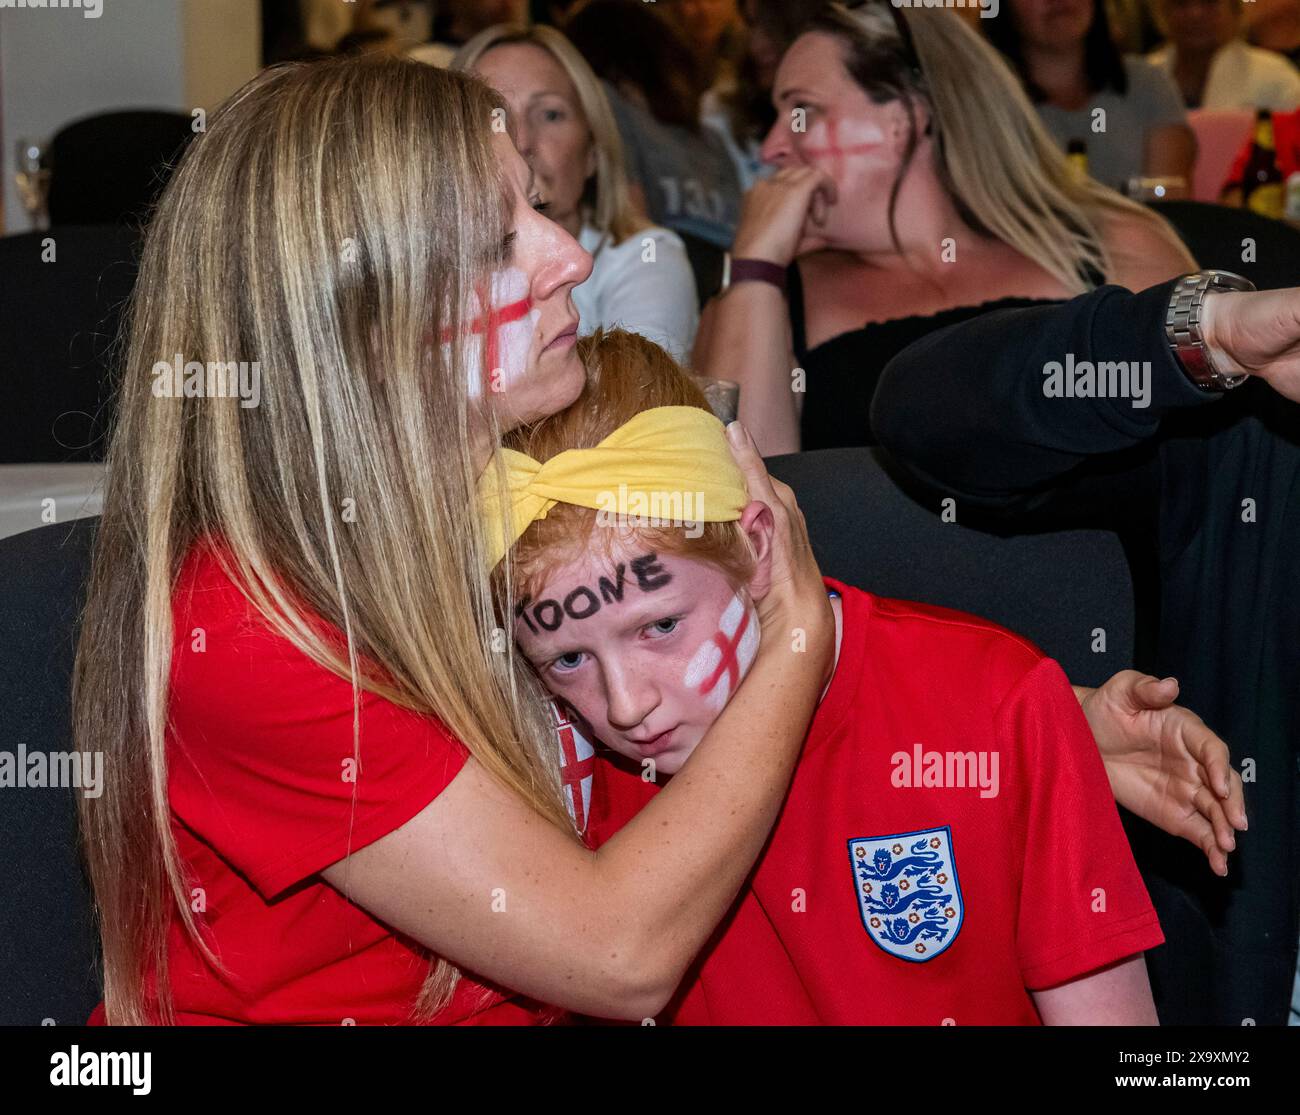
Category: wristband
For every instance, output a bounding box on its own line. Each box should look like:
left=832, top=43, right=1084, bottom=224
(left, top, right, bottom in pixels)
left=720, top=254, right=788, bottom=297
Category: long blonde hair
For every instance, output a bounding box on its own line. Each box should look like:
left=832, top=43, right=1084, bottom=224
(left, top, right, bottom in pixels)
left=451, top=23, right=647, bottom=245
left=812, top=4, right=1191, bottom=293
left=73, top=55, right=575, bottom=1026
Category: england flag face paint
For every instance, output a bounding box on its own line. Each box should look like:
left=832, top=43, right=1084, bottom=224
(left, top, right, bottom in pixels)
left=441, top=266, right=539, bottom=399
left=682, top=592, right=761, bottom=712
left=513, top=538, right=764, bottom=777
left=797, top=116, right=887, bottom=186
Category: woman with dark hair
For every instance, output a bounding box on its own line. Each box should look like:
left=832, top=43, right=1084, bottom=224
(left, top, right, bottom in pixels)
left=564, top=0, right=742, bottom=248
left=987, top=0, right=1195, bottom=191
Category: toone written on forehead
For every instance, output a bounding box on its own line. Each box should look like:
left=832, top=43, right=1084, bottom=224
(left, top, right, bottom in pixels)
left=515, top=552, right=673, bottom=635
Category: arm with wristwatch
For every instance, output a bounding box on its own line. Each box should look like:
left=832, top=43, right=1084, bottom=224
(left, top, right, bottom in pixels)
left=866, top=271, right=1300, bottom=515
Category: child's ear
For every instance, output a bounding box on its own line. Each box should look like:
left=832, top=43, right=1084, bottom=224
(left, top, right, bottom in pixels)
left=739, top=499, right=776, bottom=603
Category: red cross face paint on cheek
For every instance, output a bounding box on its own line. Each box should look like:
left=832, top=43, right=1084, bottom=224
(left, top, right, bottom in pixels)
left=440, top=267, right=540, bottom=398
left=682, top=592, right=762, bottom=712
left=798, top=116, right=887, bottom=183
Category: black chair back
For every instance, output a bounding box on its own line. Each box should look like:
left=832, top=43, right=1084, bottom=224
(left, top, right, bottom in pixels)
left=0, top=226, right=139, bottom=463
left=0, top=518, right=101, bottom=1025
left=47, top=110, right=193, bottom=227
left=677, top=230, right=726, bottom=307
left=1152, top=200, right=1300, bottom=290
left=767, top=448, right=1134, bottom=686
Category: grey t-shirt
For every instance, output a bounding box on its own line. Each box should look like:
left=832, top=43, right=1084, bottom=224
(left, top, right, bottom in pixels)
left=1035, top=56, right=1187, bottom=191
left=602, top=81, right=741, bottom=249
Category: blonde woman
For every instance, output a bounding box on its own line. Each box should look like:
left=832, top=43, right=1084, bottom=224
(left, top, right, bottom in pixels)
left=694, top=4, right=1198, bottom=454
left=452, top=25, right=700, bottom=362
left=73, top=55, right=833, bottom=1025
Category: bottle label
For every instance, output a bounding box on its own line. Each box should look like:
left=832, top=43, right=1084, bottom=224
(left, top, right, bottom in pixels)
left=1247, top=183, right=1285, bottom=219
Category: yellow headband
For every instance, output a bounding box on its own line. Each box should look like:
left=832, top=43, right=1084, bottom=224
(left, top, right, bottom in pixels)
left=480, top=405, right=749, bottom=569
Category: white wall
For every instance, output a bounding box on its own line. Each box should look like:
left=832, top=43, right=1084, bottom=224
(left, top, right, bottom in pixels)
left=0, top=0, right=260, bottom=233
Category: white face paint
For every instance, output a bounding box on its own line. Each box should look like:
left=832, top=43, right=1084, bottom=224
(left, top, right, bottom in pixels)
left=444, top=266, right=540, bottom=399
left=682, top=591, right=761, bottom=712
left=550, top=697, right=596, bottom=835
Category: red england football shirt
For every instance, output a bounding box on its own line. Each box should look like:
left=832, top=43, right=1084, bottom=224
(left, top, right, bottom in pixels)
left=588, top=579, right=1164, bottom=1025
left=88, top=540, right=564, bottom=1026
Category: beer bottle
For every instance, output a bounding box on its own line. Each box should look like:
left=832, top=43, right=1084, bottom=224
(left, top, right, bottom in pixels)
left=1066, top=139, right=1088, bottom=181
left=1242, top=109, right=1285, bottom=218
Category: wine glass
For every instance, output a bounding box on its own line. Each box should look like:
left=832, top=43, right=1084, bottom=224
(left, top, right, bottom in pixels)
left=14, top=137, right=52, bottom=230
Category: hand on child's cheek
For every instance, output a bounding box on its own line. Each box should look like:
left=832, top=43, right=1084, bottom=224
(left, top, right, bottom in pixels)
left=514, top=546, right=761, bottom=776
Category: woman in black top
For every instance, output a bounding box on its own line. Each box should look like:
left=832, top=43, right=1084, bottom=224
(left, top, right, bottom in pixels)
left=695, top=4, right=1193, bottom=454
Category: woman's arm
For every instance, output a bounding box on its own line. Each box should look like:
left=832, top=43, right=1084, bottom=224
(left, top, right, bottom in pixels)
left=1032, top=955, right=1159, bottom=1025
left=870, top=278, right=1213, bottom=510
left=696, top=165, right=836, bottom=456
left=872, top=282, right=1300, bottom=510
left=323, top=435, right=835, bottom=1020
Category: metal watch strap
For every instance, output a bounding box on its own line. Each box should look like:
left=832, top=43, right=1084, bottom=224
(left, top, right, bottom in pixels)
left=721, top=253, right=788, bottom=296
left=1165, top=270, right=1255, bottom=391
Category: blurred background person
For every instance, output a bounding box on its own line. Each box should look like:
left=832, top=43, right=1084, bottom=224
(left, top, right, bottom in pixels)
left=694, top=4, right=1194, bottom=455
left=701, top=0, right=829, bottom=192
left=411, top=0, right=531, bottom=65
left=1107, top=0, right=1167, bottom=54
left=1243, top=0, right=1300, bottom=66
left=986, top=0, right=1195, bottom=192
left=1148, top=0, right=1300, bottom=111
left=565, top=0, right=742, bottom=249
left=454, top=24, right=699, bottom=360
left=663, top=0, right=747, bottom=93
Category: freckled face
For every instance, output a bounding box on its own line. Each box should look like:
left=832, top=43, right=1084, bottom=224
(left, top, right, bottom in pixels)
left=760, top=32, right=905, bottom=252
left=514, top=540, right=761, bottom=776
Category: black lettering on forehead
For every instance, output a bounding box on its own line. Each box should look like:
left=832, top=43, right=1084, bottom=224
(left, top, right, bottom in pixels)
left=519, top=553, right=675, bottom=636
left=564, top=585, right=601, bottom=620
left=598, top=564, right=627, bottom=605
left=630, top=553, right=672, bottom=593
left=534, top=599, right=564, bottom=632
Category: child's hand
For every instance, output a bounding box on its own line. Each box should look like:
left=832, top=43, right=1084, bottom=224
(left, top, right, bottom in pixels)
left=1078, top=672, right=1247, bottom=877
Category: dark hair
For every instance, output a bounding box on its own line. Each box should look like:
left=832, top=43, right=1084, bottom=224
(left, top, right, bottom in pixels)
left=564, top=0, right=704, bottom=130
left=985, top=0, right=1128, bottom=100
left=746, top=0, right=832, bottom=51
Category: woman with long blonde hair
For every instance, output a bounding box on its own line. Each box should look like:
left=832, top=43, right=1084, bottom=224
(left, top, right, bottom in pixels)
left=695, top=3, right=1199, bottom=454
left=73, top=54, right=832, bottom=1025
left=453, top=23, right=701, bottom=361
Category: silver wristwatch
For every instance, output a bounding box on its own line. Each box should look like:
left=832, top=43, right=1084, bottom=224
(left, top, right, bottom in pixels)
left=1165, top=270, right=1256, bottom=391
